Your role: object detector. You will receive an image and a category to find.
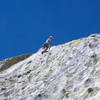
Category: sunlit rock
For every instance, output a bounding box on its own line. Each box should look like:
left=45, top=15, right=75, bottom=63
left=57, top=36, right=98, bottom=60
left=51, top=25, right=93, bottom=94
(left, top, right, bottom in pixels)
left=0, top=33, right=100, bottom=100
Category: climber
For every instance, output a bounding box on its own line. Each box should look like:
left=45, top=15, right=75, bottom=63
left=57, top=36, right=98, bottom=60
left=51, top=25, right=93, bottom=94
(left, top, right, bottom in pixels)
left=41, top=36, right=53, bottom=54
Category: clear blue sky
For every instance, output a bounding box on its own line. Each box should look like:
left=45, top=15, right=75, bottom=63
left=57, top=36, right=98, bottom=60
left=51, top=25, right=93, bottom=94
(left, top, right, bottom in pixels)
left=0, top=0, right=100, bottom=60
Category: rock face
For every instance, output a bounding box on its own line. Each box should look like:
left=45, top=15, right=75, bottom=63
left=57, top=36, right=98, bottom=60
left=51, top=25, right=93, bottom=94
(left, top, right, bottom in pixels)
left=0, top=34, right=100, bottom=100
left=0, top=53, right=32, bottom=72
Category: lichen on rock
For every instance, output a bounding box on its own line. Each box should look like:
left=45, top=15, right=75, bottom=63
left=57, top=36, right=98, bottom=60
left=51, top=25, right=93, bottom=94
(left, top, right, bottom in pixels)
left=0, top=33, right=100, bottom=100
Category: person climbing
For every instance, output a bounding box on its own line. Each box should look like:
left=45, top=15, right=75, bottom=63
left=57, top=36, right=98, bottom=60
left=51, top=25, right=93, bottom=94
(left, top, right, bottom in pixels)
left=41, top=36, right=53, bottom=54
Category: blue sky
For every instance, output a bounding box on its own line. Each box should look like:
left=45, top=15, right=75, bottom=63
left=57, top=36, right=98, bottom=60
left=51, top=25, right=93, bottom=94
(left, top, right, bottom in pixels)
left=0, top=0, right=100, bottom=60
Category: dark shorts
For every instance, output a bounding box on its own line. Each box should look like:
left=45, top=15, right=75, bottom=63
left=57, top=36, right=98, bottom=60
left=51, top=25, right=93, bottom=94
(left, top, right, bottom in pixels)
left=43, top=43, right=49, bottom=48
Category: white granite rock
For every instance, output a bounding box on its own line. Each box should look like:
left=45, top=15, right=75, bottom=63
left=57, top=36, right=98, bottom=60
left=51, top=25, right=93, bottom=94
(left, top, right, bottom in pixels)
left=0, top=34, right=100, bottom=100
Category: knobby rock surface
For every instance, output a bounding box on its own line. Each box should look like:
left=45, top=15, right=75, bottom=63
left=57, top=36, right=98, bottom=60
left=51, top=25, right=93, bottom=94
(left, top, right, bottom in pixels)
left=0, top=34, right=100, bottom=100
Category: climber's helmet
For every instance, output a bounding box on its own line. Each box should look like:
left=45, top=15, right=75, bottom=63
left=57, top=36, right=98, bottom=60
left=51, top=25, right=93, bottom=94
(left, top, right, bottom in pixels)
left=49, top=36, right=53, bottom=39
